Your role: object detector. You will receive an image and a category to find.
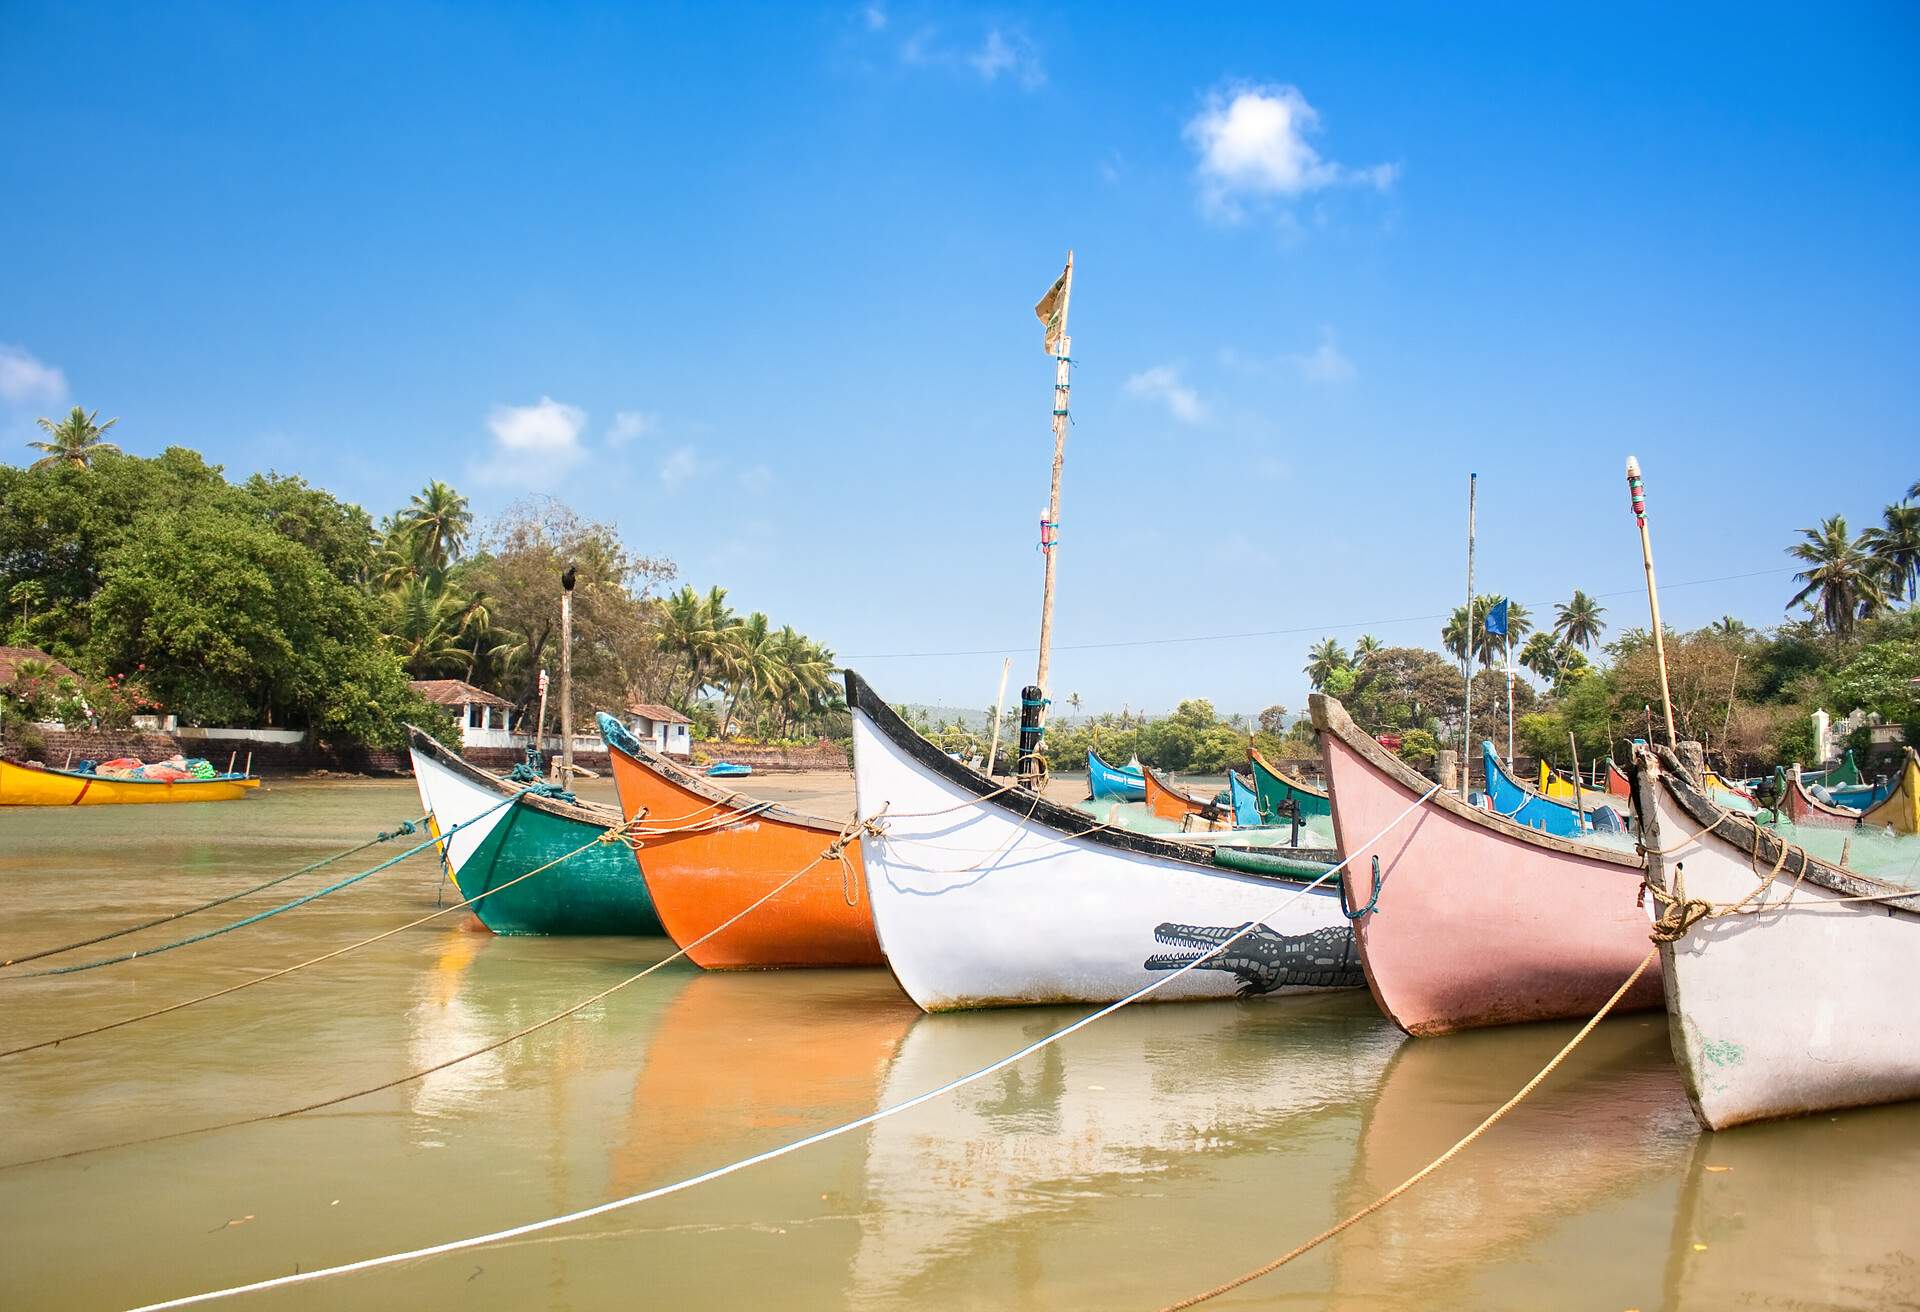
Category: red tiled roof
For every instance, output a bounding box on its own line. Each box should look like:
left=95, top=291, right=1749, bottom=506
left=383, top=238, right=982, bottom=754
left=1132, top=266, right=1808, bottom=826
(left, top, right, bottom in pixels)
left=0, top=646, right=80, bottom=686
left=410, top=679, right=514, bottom=710
left=626, top=700, right=691, bottom=725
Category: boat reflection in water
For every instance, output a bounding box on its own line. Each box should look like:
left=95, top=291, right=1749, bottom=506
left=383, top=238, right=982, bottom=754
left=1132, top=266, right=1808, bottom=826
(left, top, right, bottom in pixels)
left=851, top=992, right=1397, bottom=1308
left=1329, top=1018, right=1695, bottom=1310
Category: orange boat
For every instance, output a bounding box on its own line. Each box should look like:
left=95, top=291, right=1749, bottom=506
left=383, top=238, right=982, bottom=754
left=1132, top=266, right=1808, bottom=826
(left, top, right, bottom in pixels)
left=598, top=713, right=885, bottom=969
left=1140, top=763, right=1230, bottom=829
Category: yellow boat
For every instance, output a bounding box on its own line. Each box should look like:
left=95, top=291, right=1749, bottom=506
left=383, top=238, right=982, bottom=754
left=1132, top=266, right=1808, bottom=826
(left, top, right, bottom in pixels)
left=0, top=757, right=261, bottom=806
left=1859, top=749, right=1920, bottom=836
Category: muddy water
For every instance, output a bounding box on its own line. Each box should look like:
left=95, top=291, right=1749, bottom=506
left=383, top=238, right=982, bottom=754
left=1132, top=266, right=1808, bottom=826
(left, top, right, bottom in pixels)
left=3, top=777, right=1917, bottom=1310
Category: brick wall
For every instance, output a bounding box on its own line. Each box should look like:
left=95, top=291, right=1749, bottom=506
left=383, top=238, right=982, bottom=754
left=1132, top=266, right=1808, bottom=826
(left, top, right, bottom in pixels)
left=1, top=726, right=410, bottom=776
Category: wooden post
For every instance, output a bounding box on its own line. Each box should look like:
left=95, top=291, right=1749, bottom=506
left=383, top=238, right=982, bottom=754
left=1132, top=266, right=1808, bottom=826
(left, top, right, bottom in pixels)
left=243, top=751, right=252, bottom=778
left=227, top=751, right=236, bottom=775
left=1028, top=252, right=1073, bottom=789
left=559, top=567, right=576, bottom=780
left=1625, top=456, right=1677, bottom=744
left=1567, top=731, right=1588, bottom=835
left=984, top=656, right=1012, bottom=777
left=1461, top=472, right=1477, bottom=795
left=535, top=670, right=551, bottom=769
left=1720, top=651, right=1742, bottom=756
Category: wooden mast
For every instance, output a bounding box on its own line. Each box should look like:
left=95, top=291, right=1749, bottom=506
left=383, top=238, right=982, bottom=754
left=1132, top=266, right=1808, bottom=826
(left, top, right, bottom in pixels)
left=1026, top=252, right=1074, bottom=787
left=560, top=563, right=576, bottom=779
left=1461, top=472, right=1477, bottom=796
left=985, top=656, right=1011, bottom=777
left=1625, top=456, right=1677, bottom=744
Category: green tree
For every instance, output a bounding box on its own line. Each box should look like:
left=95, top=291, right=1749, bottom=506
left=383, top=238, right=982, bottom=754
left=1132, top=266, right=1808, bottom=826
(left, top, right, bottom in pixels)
left=1443, top=596, right=1531, bottom=668
left=1787, top=515, right=1884, bottom=638
left=397, top=480, right=473, bottom=576
left=1552, top=591, right=1606, bottom=649
left=1860, top=500, right=1920, bottom=605
left=1352, top=634, right=1383, bottom=666
left=1519, top=631, right=1562, bottom=682
left=1304, top=638, right=1349, bottom=690
left=28, top=406, right=120, bottom=469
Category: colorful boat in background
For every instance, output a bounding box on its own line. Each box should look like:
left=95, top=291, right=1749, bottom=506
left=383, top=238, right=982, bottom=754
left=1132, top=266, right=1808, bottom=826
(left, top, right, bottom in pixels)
left=1860, top=749, right=1920, bottom=835
left=706, top=761, right=752, bottom=778
left=0, top=755, right=259, bottom=806
left=1087, top=748, right=1146, bottom=802
left=1537, top=759, right=1627, bottom=812
left=407, top=727, right=662, bottom=937
left=1632, top=744, right=1920, bottom=1129
left=848, top=671, right=1362, bottom=1012
left=1247, top=744, right=1330, bottom=821
left=1481, top=742, right=1621, bottom=837
left=599, top=712, right=885, bottom=969
left=1227, top=770, right=1262, bottom=827
left=1312, top=694, right=1659, bottom=1036
left=1141, top=764, right=1229, bottom=829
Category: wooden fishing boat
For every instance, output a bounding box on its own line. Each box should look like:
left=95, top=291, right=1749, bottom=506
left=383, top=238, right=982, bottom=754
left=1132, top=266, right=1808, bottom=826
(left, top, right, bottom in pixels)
left=0, top=756, right=260, bottom=806
left=1481, top=742, right=1620, bottom=837
left=847, top=670, right=1362, bottom=1013
left=407, top=727, right=662, bottom=936
left=1227, top=769, right=1262, bottom=827
left=1086, top=748, right=1146, bottom=802
left=1777, top=766, right=1871, bottom=828
left=1310, top=694, right=1660, bottom=1036
left=1859, top=748, right=1920, bottom=835
left=1140, top=763, right=1228, bottom=828
left=1247, top=744, right=1330, bottom=820
left=705, top=761, right=752, bottom=778
left=1700, top=767, right=1756, bottom=804
left=1603, top=758, right=1631, bottom=797
left=1536, top=759, right=1629, bottom=813
left=598, top=712, right=884, bottom=969
left=1630, top=744, right=1920, bottom=1129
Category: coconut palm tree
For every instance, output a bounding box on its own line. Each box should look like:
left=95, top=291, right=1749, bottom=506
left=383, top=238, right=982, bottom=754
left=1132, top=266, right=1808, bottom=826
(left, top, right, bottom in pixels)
left=1552, top=591, right=1606, bottom=650
left=719, top=612, right=783, bottom=736
left=1861, top=500, right=1920, bottom=605
left=28, top=407, right=120, bottom=469
left=397, top=481, right=473, bottom=575
left=1443, top=596, right=1532, bottom=668
left=1304, top=638, right=1349, bottom=690
left=1352, top=634, right=1383, bottom=666
left=1519, top=631, right=1562, bottom=682
left=1707, top=615, right=1751, bottom=639
left=1787, top=515, right=1884, bottom=638
left=383, top=577, right=478, bottom=677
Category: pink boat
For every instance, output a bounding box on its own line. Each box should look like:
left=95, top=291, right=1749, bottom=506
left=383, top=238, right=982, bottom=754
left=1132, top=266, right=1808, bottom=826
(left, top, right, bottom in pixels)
left=1310, top=694, right=1663, bottom=1036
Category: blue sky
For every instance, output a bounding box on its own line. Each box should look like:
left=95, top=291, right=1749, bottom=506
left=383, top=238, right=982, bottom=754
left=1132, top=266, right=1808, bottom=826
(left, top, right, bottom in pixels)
left=3, top=3, right=1915, bottom=716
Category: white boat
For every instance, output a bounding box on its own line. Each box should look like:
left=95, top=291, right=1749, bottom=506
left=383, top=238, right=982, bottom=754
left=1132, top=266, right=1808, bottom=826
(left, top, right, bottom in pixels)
left=844, top=671, right=1364, bottom=1013
left=1631, top=744, right=1920, bottom=1130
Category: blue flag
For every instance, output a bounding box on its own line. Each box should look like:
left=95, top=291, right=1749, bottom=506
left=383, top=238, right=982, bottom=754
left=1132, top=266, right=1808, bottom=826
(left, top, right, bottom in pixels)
left=1485, top=599, right=1509, bottom=637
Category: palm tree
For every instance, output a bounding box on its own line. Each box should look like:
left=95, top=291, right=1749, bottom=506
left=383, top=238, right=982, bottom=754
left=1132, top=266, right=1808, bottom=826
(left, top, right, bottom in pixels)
left=1552, top=591, right=1606, bottom=650
left=1304, top=638, right=1349, bottom=690
left=382, top=577, right=478, bottom=677
left=719, top=612, right=783, bottom=736
left=1861, top=500, right=1920, bottom=605
left=29, top=407, right=120, bottom=469
left=1707, top=615, right=1750, bottom=639
left=1519, top=631, right=1562, bottom=682
left=1443, top=596, right=1531, bottom=669
left=1787, top=515, right=1884, bottom=638
left=396, top=481, right=472, bottom=575
left=1352, top=634, right=1383, bottom=666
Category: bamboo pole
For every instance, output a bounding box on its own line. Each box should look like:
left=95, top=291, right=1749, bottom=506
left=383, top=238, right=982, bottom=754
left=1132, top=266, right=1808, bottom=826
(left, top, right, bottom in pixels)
left=559, top=572, right=575, bottom=780
left=1568, top=730, right=1588, bottom=835
left=1461, top=473, right=1477, bottom=796
left=984, top=656, right=1012, bottom=777
left=1027, top=252, right=1074, bottom=789
left=1625, top=457, right=1677, bottom=744
left=1720, top=651, right=1742, bottom=754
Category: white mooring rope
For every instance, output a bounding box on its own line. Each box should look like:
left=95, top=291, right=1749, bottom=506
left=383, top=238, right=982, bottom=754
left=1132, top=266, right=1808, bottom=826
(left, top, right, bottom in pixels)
left=127, top=784, right=1443, bottom=1311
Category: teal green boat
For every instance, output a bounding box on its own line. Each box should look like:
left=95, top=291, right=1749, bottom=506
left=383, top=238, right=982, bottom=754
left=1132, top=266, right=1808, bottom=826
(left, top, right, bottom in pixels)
left=1248, top=745, right=1331, bottom=822
left=407, top=727, right=663, bottom=936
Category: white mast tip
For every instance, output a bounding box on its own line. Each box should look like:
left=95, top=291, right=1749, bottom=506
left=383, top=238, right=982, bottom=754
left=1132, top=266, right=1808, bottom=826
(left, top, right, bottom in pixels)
left=1625, top=455, right=1641, bottom=476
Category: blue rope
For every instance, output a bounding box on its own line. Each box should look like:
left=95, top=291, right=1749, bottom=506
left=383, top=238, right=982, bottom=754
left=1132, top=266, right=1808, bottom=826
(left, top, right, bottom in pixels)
left=7, top=794, right=520, bottom=979
left=1340, top=856, right=1388, bottom=920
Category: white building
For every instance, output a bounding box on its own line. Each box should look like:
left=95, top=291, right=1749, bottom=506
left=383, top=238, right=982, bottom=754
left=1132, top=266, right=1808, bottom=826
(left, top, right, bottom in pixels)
left=626, top=700, right=693, bottom=758
left=411, top=679, right=518, bottom=749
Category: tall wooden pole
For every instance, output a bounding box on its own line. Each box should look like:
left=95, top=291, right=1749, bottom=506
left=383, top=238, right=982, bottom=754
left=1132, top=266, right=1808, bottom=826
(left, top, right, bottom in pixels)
left=1027, top=251, right=1074, bottom=788
left=1625, top=456, right=1677, bottom=744
left=559, top=568, right=576, bottom=779
left=985, top=656, right=1012, bottom=777
left=1567, top=730, right=1589, bottom=835
left=1461, top=473, right=1477, bottom=796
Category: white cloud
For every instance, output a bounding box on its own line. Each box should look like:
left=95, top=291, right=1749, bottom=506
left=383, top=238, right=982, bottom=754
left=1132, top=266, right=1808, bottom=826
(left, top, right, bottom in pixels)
left=1293, top=330, right=1357, bottom=384
left=1123, top=365, right=1207, bottom=424
left=487, top=396, right=586, bottom=453
left=659, top=445, right=701, bottom=488
left=0, top=345, right=68, bottom=407
left=607, top=410, right=658, bottom=447
left=738, top=463, right=774, bottom=493
left=893, top=22, right=1043, bottom=89
left=1184, top=83, right=1396, bottom=221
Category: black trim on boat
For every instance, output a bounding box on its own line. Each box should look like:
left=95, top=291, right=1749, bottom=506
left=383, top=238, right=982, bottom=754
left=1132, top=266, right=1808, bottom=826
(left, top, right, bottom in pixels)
left=594, top=712, right=838, bottom=832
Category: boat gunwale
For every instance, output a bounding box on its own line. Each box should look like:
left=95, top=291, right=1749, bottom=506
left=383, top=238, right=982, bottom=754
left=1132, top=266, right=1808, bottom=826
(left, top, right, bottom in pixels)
left=1857, top=748, right=1920, bottom=831
left=849, top=670, right=1283, bottom=876
left=1310, top=693, right=1643, bottom=868
left=405, top=725, right=619, bottom=828
left=1779, top=766, right=1869, bottom=826
left=594, top=713, right=842, bottom=835
left=1246, top=744, right=1328, bottom=802
left=0, top=756, right=258, bottom=788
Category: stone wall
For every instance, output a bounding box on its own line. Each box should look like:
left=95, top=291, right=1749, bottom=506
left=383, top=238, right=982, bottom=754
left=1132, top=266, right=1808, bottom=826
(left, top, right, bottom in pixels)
left=1, top=726, right=408, bottom=776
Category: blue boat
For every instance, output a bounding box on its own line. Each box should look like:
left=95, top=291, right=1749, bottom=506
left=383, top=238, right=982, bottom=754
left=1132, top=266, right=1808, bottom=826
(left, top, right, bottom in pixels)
left=1087, top=748, right=1146, bottom=802
left=705, top=761, right=752, bottom=778
left=1228, top=770, right=1262, bottom=826
left=1481, top=742, right=1621, bottom=838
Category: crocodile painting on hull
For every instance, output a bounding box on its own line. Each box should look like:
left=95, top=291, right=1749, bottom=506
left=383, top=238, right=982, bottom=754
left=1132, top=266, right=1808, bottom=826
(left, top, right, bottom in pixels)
left=1145, top=923, right=1363, bottom=997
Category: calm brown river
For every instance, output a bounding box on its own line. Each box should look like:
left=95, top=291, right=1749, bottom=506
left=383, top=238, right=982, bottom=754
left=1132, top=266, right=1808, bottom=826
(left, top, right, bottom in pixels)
left=4, top=778, right=1917, bottom=1310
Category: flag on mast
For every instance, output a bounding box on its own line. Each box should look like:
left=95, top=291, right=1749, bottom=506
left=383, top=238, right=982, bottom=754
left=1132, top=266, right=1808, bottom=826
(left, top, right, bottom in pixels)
left=1034, top=253, right=1074, bottom=355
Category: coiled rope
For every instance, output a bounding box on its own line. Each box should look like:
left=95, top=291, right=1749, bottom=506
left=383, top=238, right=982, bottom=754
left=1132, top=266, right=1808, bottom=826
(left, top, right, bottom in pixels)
left=0, top=796, right=613, bottom=1060
left=2, top=811, right=885, bottom=1172
left=0, top=816, right=428, bottom=969
left=1158, top=948, right=1659, bottom=1310
left=121, top=784, right=1442, bottom=1312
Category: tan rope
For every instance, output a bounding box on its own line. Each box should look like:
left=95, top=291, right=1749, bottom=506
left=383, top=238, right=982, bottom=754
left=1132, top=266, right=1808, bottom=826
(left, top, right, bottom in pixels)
left=1159, top=949, right=1658, bottom=1311
left=0, top=815, right=648, bottom=1060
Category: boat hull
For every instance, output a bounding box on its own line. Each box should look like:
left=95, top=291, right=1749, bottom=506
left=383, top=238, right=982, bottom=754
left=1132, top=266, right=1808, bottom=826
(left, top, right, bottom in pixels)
left=1312, top=695, right=1661, bottom=1036
left=1859, top=750, right=1920, bottom=835
left=601, top=721, right=884, bottom=969
left=0, top=758, right=260, bottom=806
left=408, top=737, right=660, bottom=936
left=1227, top=770, right=1262, bottom=826
left=1482, top=741, right=1614, bottom=836
left=1633, top=747, right=1920, bottom=1129
left=1087, top=750, right=1146, bottom=802
left=1249, top=747, right=1330, bottom=820
left=1141, top=764, right=1226, bottom=828
left=852, top=673, right=1362, bottom=1013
